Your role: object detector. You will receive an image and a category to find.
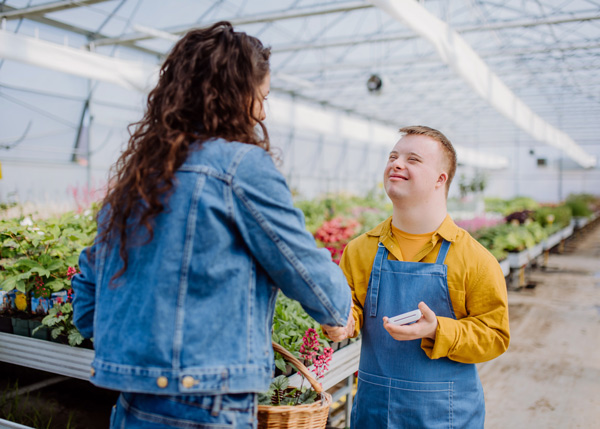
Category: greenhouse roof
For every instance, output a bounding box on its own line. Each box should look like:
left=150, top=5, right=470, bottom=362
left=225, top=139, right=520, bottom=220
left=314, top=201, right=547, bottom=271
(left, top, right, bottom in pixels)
left=1, top=0, right=599, bottom=169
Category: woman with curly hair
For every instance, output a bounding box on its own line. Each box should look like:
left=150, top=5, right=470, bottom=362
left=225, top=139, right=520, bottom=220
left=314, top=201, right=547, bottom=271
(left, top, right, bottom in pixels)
left=72, top=22, right=353, bottom=428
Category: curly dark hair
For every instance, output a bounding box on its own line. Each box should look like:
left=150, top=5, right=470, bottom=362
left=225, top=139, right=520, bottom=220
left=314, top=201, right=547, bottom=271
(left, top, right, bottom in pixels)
left=97, top=21, right=271, bottom=280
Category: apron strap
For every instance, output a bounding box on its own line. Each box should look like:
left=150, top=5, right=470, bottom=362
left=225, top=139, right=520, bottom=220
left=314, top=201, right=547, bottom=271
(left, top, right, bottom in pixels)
left=369, top=242, right=387, bottom=317
left=435, top=239, right=451, bottom=264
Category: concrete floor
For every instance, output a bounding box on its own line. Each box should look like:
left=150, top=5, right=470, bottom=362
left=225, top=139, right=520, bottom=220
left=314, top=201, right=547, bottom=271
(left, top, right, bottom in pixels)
left=478, top=222, right=600, bottom=428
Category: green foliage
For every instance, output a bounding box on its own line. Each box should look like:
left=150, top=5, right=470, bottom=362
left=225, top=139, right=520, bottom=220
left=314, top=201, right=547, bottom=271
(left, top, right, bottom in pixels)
left=271, top=293, right=329, bottom=371
left=32, top=302, right=85, bottom=347
left=474, top=221, right=548, bottom=256
left=295, top=187, right=391, bottom=235
left=485, top=196, right=539, bottom=216
left=0, top=207, right=97, bottom=347
left=565, top=193, right=595, bottom=217
left=534, top=205, right=572, bottom=228
left=458, top=172, right=487, bottom=198
left=0, top=208, right=97, bottom=295
left=257, top=375, right=318, bottom=406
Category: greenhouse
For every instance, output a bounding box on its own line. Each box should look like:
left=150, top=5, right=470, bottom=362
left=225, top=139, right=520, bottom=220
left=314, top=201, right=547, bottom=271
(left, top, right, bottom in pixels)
left=0, top=1, right=599, bottom=428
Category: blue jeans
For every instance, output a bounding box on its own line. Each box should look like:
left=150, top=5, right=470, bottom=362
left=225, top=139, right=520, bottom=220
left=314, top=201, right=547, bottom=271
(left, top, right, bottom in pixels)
left=110, top=392, right=257, bottom=428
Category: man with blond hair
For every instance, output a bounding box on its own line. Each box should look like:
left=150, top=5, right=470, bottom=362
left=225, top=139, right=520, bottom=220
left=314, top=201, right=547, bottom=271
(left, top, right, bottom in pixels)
left=323, top=126, right=510, bottom=428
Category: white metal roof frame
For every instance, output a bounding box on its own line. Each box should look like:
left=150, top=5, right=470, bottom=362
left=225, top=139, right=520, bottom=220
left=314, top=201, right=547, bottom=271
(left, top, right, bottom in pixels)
left=1, top=0, right=599, bottom=170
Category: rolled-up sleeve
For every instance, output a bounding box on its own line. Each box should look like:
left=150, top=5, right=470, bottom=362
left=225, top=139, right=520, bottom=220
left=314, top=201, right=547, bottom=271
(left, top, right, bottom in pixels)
left=232, top=147, right=351, bottom=327
left=421, top=251, right=510, bottom=363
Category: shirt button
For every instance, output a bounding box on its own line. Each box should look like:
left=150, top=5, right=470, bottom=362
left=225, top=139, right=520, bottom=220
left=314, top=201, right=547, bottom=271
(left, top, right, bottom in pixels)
left=156, top=376, right=168, bottom=388
left=182, top=376, right=195, bottom=388
left=90, top=368, right=95, bottom=377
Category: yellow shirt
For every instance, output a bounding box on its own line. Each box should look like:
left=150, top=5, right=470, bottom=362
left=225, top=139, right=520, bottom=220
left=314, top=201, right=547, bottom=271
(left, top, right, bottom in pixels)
left=339, top=215, right=510, bottom=364
left=391, top=224, right=433, bottom=262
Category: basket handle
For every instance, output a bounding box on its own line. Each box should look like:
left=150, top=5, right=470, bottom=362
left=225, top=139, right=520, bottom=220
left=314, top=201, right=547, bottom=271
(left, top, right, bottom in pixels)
left=272, top=342, right=323, bottom=393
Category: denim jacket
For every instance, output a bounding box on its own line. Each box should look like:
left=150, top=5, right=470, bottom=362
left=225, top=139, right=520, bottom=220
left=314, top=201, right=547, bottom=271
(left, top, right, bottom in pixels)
left=72, top=139, right=352, bottom=395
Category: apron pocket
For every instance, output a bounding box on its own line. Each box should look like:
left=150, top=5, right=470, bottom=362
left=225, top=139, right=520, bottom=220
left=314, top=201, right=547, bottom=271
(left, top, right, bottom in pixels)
left=388, top=378, right=454, bottom=429
left=352, top=374, right=391, bottom=429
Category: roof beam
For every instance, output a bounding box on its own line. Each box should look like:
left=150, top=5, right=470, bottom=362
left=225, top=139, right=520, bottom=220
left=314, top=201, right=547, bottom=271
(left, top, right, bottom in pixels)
left=0, top=0, right=111, bottom=20
left=91, top=1, right=374, bottom=47
left=0, top=4, right=161, bottom=57
left=272, top=12, right=600, bottom=53
left=275, top=41, right=600, bottom=75
left=0, top=30, right=157, bottom=92
left=0, top=29, right=508, bottom=170
left=370, top=0, right=596, bottom=168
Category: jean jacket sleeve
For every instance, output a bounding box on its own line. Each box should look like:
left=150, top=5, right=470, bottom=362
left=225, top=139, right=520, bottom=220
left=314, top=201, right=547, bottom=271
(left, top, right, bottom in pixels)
left=71, top=242, right=98, bottom=338
left=232, top=147, right=351, bottom=327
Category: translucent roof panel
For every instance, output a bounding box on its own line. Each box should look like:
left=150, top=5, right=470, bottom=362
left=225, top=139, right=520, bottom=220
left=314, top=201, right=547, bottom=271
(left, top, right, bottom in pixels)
left=1, top=0, right=599, bottom=200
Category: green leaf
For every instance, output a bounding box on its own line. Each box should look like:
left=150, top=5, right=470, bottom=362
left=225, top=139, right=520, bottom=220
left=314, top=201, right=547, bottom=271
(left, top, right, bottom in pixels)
left=0, top=276, right=17, bottom=291
left=297, top=388, right=317, bottom=405
left=271, top=375, right=289, bottom=391
left=13, top=258, right=40, bottom=269
left=45, top=260, right=65, bottom=272
left=274, top=357, right=287, bottom=372
left=257, top=392, right=274, bottom=405
left=45, top=279, right=66, bottom=292
left=15, top=279, right=26, bottom=293
left=68, top=330, right=84, bottom=346
left=66, top=255, right=80, bottom=266
left=50, top=225, right=61, bottom=239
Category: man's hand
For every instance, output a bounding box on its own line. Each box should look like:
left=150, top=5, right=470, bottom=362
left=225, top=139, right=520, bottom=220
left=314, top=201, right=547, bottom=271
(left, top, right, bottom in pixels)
left=383, top=302, right=438, bottom=341
left=323, top=306, right=355, bottom=342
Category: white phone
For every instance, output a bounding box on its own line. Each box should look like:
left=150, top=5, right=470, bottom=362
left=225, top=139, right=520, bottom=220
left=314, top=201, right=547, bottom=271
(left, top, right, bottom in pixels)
left=388, top=309, right=422, bottom=325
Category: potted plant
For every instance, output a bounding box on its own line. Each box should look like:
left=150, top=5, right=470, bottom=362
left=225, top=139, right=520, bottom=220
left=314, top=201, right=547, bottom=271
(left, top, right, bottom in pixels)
left=257, top=331, right=334, bottom=429
left=0, top=209, right=95, bottom=344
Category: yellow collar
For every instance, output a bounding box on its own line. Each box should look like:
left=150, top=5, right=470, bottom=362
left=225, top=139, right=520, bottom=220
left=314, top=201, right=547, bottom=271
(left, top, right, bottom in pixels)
left=366, top=214, right=459, bottom=243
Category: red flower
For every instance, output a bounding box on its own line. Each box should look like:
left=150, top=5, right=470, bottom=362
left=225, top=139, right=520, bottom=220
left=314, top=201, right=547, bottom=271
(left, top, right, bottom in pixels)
left=67, top=266, right=80, bottom=280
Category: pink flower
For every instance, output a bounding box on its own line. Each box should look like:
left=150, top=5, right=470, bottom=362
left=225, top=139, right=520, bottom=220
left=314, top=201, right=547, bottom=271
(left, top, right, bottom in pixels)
left=67, top=266, right=80, bottom=280
left=299, top=329, right=334, bottom=379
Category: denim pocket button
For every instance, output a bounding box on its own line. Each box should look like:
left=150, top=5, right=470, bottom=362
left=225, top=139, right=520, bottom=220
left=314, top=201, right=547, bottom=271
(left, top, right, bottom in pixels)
left=182, top=376, right=195, bottom=388
left=156, top=376, right=168, bottom=388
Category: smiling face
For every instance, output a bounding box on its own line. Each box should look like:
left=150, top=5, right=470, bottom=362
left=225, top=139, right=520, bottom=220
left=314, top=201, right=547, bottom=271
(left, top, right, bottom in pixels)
left=384, top=134, right=448, bottom=203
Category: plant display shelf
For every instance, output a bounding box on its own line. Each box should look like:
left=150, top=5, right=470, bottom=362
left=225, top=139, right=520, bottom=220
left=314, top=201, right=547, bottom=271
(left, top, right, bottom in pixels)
left=506, top=223, right=575, bottom=289
left=574, top=216, right=589, bottom=229
left=0, top=417, right=36, bottom=429
left=543, top=231, right=564, bottom=251
left=0, top=332, right=93, bottom=380
left=288, top=338, right=361, bottom=427
left=562, top=222, right=575, bottom=240
left=287, top=338, right=361, bottom=391
left=0, top=331, right=361, bottom=392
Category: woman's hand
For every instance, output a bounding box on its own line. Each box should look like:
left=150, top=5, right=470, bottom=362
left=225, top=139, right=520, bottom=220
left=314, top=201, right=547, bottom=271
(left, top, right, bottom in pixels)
left=383, top=301, right=438, bottom=341
left=323, top=306, right=356, bottom=342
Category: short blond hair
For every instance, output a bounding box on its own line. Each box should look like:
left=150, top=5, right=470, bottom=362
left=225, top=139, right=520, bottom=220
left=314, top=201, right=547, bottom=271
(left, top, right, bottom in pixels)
left=399, top=125, right=457, bottom=195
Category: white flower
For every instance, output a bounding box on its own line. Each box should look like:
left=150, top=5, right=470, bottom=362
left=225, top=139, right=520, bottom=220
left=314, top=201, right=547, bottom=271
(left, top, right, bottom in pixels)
left=20, top=217, right=33, bottom=226
left=84, top=209, right=91, bottom=216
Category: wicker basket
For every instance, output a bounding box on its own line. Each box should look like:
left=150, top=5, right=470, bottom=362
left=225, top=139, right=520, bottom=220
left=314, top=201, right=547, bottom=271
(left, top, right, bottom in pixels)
left=257, top=342, right=332, bottom=429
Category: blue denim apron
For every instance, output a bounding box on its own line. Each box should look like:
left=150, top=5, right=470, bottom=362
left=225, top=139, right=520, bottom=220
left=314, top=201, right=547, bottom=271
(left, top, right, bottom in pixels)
left=351, top=240, right=485, bottom=429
